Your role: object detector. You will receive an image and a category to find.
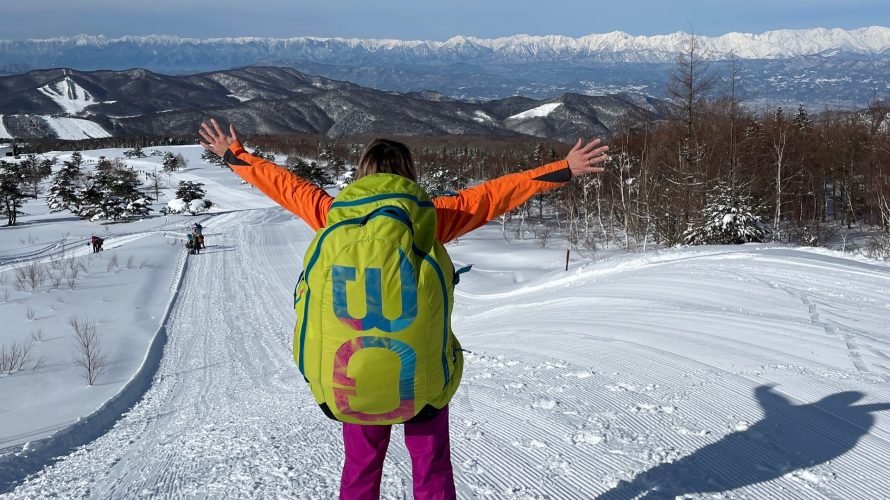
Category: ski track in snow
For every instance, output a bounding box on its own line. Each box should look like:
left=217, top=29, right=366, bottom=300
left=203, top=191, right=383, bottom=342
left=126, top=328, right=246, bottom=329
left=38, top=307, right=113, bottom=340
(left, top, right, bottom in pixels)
left=5, top=215, right=890, bottom=498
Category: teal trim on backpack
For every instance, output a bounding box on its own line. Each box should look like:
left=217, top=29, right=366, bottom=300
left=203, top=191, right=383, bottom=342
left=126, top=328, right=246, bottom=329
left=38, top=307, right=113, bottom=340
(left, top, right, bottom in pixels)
left=453, top=264, right=473, bottom=285
left=330, top=193, right=435, bottom=209
left=420, top=251, right=450, bottom=387
left=298, top=216, right=364, bottom=375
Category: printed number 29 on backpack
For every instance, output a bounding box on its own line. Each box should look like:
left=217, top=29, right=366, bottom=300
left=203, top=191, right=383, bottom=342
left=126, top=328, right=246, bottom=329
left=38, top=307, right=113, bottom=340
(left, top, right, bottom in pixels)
left=293, top=174, right=464, bottom=425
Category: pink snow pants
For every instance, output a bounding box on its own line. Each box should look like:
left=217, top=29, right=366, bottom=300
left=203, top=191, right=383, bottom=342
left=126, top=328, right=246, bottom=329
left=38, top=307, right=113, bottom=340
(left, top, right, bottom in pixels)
left=340, top=406, right=456, bottom=499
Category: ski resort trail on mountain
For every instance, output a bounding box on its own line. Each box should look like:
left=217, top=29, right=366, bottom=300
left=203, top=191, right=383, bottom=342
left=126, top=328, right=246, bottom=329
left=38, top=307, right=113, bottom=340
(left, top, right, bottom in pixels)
left=1, top=147, right=890, bottom=498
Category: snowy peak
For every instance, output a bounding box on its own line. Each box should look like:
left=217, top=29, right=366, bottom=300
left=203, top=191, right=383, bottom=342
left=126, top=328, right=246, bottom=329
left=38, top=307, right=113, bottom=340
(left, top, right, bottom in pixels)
left=7, top=26, right=890, bottom=62
left=36, top=76, right=97, bottom=115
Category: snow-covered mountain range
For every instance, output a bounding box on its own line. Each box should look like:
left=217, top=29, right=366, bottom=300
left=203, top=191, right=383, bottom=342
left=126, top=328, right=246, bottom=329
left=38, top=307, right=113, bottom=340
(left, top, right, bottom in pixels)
left=0, top=67, right=674, bottom=141
left=1, top=27, right=888, bottom=108
left=4, top=27, right=890, bottom=66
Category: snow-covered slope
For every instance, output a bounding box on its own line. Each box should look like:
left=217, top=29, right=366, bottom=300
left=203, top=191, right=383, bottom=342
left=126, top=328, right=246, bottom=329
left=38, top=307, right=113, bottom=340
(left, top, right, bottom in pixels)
left=2, top=146, right=890, bottom=497
left=40, top=116, right=109, bottom=139
left=36, top=77, right=96, bottom=115
left=507, top=102, right=563, bottom=120
left=0, top=116, right=12, bottom=139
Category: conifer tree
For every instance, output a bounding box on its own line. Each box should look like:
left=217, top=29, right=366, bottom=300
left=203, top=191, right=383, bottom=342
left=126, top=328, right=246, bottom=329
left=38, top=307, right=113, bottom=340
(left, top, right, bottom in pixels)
left=77, top=164, right=150, bottom=221
left=175, top=181, right=206, bottom=203
left=684, top=182, right=765, bottom=245
left=287, top=157, right=333, bottom=187
left=0, top=160, right=26, bottom=226
left=47, top=153, right=85, bottom=213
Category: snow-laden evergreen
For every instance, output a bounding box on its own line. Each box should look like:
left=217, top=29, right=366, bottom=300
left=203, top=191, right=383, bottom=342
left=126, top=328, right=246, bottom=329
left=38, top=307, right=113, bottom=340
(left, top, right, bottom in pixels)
left=46, top=152, right=84, bottom=213
left=684, top=182, right=766, bottom=245
left=161, top=181, right=212, bottom=215
left=76, top=166, right=151, bottom=222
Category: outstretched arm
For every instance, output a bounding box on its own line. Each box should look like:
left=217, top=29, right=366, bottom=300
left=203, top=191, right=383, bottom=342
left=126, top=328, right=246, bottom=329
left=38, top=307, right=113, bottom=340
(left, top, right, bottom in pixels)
left=199, top=119, right=333, bottom=230
left=433, top=138, right=608, bottom=243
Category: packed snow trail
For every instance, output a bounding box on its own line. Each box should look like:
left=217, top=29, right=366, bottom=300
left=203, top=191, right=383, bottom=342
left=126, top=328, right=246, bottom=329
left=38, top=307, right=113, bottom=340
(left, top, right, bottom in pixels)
left=5, top=210, right=890, bottom=498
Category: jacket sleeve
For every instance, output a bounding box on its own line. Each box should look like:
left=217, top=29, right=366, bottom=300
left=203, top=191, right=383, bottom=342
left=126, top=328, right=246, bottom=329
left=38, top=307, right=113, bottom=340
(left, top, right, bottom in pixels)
left=433, top=160, right=572, bottom=243
left=224, top=140, right=332, bottom=231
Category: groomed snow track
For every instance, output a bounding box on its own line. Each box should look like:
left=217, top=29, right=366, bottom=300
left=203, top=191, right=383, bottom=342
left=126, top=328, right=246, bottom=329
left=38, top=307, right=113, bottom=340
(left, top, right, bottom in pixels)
left=4, top=209, right=890, bottom=498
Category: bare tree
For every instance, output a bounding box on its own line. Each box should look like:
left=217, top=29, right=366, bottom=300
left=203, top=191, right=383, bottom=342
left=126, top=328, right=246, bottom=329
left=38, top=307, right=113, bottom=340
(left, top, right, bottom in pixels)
left=147, top=170, right=165, bottom=201
left=0, top=338, right=35, bottom=374
left=15, top=261, right=46, bottom=291
left=771, top=122, right=789, bottom=235
left=70, top=315, right=107, bottom=385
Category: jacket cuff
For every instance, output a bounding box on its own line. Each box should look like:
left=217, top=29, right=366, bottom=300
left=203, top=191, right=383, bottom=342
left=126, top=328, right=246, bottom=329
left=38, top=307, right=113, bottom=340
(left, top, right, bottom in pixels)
left=531, top=160, right=572, bottom=183
left=224, top=140, right=250, bottom=167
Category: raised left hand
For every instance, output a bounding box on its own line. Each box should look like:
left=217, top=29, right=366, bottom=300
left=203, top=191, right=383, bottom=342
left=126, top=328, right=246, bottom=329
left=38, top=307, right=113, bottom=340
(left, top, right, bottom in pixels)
left=566, top=138, right=609, bottom=178
left=199, top=118, right=239, bottom=158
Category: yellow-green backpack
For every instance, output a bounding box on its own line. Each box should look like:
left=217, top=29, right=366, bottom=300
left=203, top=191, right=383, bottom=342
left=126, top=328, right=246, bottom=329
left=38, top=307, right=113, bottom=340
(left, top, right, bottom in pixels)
left=293, top=174, right=464, bottom=425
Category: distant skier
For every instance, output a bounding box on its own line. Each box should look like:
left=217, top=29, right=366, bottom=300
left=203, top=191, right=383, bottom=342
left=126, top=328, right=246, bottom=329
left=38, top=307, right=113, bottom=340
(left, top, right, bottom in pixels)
left=90, top=235, right=104, bottom=253
left=200, top=118, right=609, bottom=499
left=186, top=233, right=195, bottom=254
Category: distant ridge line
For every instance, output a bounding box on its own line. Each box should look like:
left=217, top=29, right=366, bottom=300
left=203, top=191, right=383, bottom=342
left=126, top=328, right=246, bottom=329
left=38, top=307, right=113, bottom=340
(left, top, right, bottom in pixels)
left=3, top=26, right=890, bottom=61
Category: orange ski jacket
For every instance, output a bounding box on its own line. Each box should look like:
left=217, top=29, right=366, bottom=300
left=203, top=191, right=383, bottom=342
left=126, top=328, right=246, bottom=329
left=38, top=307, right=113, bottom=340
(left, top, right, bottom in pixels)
left=224, top=140, right=573, bottom=242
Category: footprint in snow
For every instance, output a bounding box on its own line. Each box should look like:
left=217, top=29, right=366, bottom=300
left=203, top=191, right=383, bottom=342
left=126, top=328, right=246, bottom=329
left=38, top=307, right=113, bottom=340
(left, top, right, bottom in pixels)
left=570, top=430, right=604, bottom=446
left=512, top=438, right=548, bottom=450
left=462, top=459, right=486, bottom=475
left=531, top=398, right=559, bottom=410
left=632, top=403, right=676, bottom=415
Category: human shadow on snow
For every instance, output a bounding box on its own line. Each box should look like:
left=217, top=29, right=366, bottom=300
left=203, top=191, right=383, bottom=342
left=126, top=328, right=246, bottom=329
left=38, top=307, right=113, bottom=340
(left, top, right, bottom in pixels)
left=597, top=385, right=890, bottom=499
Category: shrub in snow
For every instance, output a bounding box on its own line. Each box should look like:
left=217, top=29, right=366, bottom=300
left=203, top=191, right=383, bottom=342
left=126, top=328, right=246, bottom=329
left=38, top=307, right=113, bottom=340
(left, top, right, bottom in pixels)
left=175, top=181, right=205, bottom=203
left=122, top=146, right=147, bottom=158
left=420, top=166, right=468, bottom=197
left=684, top=182, right=765, bottom=245
left=162, top=152, right=188, bottom=172
left=286, top=157, right=333, bottom=187
left=70, top=315, right=107, bottom=386
left=189, top=199, right=212, bottom=213
left=162, top=197, right=212, bottom=215
left=335, top=167, right=356, bottom=189
left=0, top=338, right=34, bottom=375
left=202, top=149, right=229, bottom=168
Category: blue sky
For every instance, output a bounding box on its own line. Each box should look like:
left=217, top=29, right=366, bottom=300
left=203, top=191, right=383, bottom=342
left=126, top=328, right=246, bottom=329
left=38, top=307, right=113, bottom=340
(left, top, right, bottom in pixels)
left=2, top=0, right=888, bottom=40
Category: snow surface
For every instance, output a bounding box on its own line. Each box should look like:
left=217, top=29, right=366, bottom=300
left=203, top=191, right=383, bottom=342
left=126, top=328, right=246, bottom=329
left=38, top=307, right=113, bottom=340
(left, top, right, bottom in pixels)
left=40, top=116, right=110, bottom=140
left=2, top=146, right=890, bottom=498
left=507, top=102, right=563, bottom=121
left=36, top=77, right=97, bottom=115
left=0, top=116, right=12, bottom=140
